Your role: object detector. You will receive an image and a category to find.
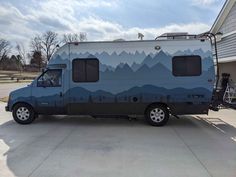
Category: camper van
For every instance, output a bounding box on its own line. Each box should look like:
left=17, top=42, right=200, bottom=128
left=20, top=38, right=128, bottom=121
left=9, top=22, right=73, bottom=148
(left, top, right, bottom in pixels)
left=5, top=37, right=215, bottom=126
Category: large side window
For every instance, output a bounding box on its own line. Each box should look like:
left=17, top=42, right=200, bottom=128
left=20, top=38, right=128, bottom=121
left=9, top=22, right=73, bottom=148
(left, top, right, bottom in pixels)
left=72, top=58, right=99, bottom=82
left=172, top=55, right=202, bottom=76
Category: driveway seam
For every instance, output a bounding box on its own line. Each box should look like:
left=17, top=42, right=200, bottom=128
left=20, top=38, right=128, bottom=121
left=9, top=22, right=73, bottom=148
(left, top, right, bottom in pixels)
left=27, top=126, right=77, bottom=177
left=172, top=127, right=213, bottom=177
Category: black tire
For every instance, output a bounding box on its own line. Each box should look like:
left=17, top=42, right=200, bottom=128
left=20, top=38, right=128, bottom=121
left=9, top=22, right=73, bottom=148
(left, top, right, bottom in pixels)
left=145, top=104, right=169, bottom=126
left=12, top=103, right=36, bottom=124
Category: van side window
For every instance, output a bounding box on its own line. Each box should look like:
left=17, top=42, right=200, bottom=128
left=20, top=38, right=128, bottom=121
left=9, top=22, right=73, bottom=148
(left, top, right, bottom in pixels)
left=172, top=55, right=202, bottom=76
left=72, top=58, right=99, bottom=82
left=37, top=69, right=62, bottom=87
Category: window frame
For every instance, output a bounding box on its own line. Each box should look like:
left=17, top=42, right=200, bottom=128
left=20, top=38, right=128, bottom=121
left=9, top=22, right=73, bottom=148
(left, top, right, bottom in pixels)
left=37, top=69, right=62, bottom=87
left=72, top=58, right=99, bottom=83
left=172, top=55, right=202, bottom=77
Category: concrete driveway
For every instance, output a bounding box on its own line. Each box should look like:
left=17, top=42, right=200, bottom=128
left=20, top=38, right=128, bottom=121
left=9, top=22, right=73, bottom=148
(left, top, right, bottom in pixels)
left=0, top=102, right=236, bottom=177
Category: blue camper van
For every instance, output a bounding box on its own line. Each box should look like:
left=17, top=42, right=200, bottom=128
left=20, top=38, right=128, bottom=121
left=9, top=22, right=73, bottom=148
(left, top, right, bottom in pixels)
left=5, top=37, right=216, bottom=126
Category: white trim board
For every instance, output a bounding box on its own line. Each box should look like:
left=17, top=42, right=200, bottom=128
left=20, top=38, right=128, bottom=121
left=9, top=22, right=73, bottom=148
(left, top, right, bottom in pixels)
left=218, top=56, right=236, bottom=63
left=222, top=30, right=236, bottom=38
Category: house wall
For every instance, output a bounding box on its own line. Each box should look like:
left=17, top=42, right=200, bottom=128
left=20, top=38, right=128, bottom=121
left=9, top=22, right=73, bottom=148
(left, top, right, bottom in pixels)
left=217, top=33, right=236, bottom=59
left=216, top=2, right=236, bottom=84
left=216, top=2, right=236, bottom=60
left=219, top=2, right=236, bottom=34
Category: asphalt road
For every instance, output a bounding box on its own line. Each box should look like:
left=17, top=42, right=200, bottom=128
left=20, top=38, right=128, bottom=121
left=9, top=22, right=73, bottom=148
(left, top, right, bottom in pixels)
left=0, top=102, right=236, bottom=177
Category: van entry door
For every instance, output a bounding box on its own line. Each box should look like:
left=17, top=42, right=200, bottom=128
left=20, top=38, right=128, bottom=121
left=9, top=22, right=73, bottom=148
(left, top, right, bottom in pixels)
left=32, top=69, right=65, bottom=114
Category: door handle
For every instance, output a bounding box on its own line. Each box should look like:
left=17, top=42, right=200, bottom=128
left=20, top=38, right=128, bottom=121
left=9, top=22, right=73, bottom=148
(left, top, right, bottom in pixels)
left=60, top=92, right=63, bottom=97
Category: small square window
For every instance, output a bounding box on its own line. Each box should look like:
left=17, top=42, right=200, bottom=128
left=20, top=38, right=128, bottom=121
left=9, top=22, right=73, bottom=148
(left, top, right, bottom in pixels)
left=72, top=58, right=99, bottom=82
left=172, top=55, right=202, bottom=76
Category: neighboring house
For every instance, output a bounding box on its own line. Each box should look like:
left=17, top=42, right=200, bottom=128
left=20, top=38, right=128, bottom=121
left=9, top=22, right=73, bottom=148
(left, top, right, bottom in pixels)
left=210, top=0, right=236, bottom=83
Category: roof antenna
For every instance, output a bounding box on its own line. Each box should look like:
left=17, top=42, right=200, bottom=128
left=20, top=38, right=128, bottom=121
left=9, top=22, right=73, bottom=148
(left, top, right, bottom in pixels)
left=138, top=33, right=144, bottom=40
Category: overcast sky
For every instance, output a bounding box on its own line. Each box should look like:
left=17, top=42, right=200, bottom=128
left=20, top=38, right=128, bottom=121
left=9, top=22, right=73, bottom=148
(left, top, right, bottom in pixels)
left=0, top=0, right=225, bottom=50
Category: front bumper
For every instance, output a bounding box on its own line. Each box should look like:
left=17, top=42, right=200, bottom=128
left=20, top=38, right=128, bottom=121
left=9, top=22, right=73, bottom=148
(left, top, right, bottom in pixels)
left=5, top=106, right=10, bottom=112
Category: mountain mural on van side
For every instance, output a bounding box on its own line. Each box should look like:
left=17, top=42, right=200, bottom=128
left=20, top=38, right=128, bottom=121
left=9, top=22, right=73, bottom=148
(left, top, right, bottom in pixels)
left=49, top=49, right=214, bottom=94
left=173, top=49, right=212, bottom=58
left=27, top=84, right=212, bottom=105
left=100, top=62, right=172, bottom=80
left=76, top=65, right=214, bottom=94
left=51, top=49, right=213, bottom=72
left=65, top=85, right=212, bottom=103
left=44, top=49, right=215, bottom=104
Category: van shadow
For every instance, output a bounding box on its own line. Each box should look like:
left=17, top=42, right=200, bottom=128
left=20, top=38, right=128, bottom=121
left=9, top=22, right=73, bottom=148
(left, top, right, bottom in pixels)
left=1, top=114, right=236, bottom=177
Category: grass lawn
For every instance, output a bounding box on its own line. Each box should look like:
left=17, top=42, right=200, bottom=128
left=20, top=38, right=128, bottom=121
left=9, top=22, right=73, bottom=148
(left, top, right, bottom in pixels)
left=0, top=70, right=39, bottom=83
left=0, top=96, right=8, bottom=103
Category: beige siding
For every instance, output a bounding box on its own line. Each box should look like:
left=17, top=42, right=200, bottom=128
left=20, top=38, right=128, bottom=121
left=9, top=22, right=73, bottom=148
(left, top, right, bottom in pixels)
left=217, top=33, right=236, bottom=59
left=214, top=2, right=236, bottom=84
left=219, top=61, right=236, bottom=82
left=216, top=2, right=236, bottom=60
left=219, top=2, right=236, bottom=34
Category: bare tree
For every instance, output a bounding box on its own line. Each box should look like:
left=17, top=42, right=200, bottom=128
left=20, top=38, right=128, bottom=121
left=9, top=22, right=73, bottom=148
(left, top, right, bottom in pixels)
left=0, top=39, right=11, bottom=60
left=63, top=32, right=87, bottom=43
left=16, top=42, right=26, bottom=66
left=40, top=31, right=60, bottom=61
left=30, top=51, right=44, bottom=71
left=63, top=33, right=79, bottom=43
left=30, top=36, right=45, bottom=69
left=30, top=36, right=42, bottom=52
left=79, top=32, right=87, bottom=42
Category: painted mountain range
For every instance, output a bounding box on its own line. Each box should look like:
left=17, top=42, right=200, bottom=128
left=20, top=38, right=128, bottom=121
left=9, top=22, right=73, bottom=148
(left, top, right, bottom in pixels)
left=49, top=48, right=215, bottom=94
left=52, top=49, right=213, bottom=72
left=66, top=85, right=212, bottom=103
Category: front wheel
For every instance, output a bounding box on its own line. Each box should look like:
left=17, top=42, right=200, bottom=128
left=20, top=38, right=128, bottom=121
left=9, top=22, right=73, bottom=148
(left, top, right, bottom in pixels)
left=146, top=105, right=169, bottom=126
left=13, top=103, right=36, bottom=124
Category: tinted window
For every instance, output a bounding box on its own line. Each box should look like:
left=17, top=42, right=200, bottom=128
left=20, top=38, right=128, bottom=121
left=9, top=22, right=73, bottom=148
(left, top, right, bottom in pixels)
left=86, top=59, right=99, bottom=82
left=172, top=55, right=201, bottom=76
left=37, top=69, right=62, bottom=87
left=73, top=60, right=86, bottom=82
left=72, top=59, right=99, bottom=82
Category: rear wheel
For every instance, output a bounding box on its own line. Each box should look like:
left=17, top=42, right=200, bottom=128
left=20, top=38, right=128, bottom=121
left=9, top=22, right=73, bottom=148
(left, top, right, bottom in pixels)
left=13, top=103, right=35, bottom=124
left=146, top=104, right=169, bottom=126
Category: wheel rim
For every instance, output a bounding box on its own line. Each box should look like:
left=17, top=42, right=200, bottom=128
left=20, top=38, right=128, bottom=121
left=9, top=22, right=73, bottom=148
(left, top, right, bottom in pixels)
left=16, top=107, right=30, bottom=121
left=150, top=108, right=165, bottom=123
